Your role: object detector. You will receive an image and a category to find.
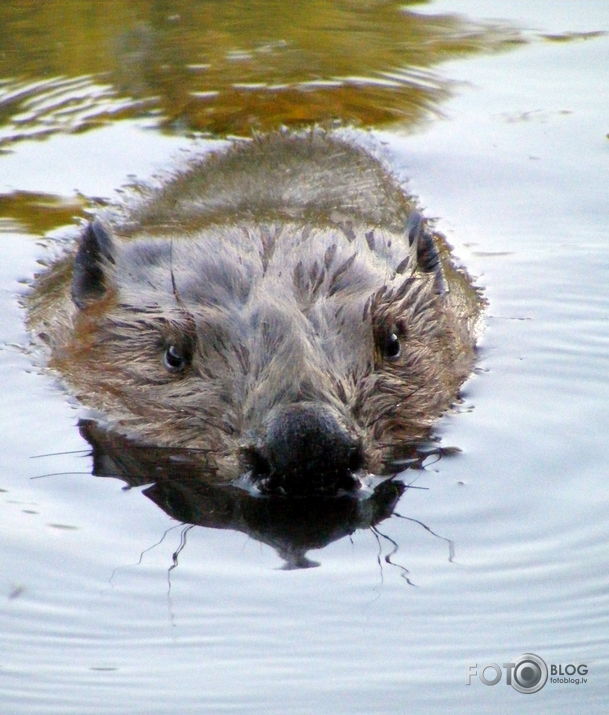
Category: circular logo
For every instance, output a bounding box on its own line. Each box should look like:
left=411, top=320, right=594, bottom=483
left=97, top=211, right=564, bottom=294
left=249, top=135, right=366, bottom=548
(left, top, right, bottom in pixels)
left=511, top=653, right=548, bottom=694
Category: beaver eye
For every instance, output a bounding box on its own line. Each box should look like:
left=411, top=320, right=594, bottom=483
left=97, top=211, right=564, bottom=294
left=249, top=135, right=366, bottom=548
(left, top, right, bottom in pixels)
left=383, top=331, right=401, bottom=361
left=163, top=344, right=189, bottom=373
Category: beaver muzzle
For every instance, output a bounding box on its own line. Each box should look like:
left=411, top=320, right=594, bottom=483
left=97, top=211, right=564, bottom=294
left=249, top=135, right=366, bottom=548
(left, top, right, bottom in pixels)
left=242, top=402, right=364, bottom=496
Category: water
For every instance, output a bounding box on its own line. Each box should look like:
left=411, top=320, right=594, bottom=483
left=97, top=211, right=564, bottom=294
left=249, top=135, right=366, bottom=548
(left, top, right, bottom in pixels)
left=1, top=1, right=608, bottom=712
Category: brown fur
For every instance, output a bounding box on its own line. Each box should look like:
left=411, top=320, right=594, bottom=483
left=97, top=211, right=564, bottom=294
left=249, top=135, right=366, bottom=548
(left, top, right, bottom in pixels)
left=28, top=131, right=482, bottom=490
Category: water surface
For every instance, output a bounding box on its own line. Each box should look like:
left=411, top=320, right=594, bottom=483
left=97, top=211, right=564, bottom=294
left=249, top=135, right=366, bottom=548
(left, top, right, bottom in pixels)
left=1, top=1, right=608, bottom=712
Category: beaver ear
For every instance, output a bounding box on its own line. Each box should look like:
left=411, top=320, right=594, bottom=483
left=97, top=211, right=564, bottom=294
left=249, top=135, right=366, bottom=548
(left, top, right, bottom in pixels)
left=406, top=210, right=424, bottom=249
left=71, top=219, right=116, bottom=308
left=406, top=211, right=447, bottom=295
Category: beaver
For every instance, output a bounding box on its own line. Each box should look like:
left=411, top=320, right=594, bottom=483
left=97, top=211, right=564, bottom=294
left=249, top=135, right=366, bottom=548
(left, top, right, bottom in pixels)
left=28, top=131, right=482, bottom=496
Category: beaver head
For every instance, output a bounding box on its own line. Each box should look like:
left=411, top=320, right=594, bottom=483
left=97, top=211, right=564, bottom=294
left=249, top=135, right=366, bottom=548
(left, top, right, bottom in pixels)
left=31, top=134, right=480, bottom=495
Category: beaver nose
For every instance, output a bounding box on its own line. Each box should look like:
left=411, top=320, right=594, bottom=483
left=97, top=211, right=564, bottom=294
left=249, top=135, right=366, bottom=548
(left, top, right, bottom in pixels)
left=245, top=403, right=363, bottom=495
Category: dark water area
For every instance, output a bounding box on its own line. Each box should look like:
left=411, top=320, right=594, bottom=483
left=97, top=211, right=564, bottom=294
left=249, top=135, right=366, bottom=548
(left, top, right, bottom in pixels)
left=1, top=1, right=608, bottom=712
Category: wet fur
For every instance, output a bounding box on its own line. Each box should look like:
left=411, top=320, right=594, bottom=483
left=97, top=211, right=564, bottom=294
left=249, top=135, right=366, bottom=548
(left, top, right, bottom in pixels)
left=28, top=131, right=482, bottom=479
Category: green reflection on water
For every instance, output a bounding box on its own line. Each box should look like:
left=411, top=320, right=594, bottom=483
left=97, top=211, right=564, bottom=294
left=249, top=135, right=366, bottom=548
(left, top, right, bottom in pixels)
left=0, top=0, right=525, bottom=230
left=0, top=191, right=87, bottom=234
left=0, top=0, right=524, bottom=143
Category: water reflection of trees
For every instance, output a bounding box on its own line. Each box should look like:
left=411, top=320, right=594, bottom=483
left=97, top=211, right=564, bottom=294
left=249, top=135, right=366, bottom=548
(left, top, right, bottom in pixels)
left=0, top=0, right=523, bottom=146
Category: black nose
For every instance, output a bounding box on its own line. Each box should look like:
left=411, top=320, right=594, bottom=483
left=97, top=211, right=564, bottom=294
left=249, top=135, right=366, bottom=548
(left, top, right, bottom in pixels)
left=244, top=403, right=363, bottom=495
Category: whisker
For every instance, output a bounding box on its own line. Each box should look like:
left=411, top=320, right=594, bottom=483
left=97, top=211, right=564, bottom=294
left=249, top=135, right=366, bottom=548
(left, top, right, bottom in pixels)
left=30, top=449, right=91, bottom=459
left=370, top=525, right=416, bottom=586
left=30, top=471, right=91, bottom=480
left=393, top=511, right=455, bottom=562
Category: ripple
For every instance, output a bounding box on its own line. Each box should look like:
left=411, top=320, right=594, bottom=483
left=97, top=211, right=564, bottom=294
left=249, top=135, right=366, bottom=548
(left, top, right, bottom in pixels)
left=0, top=3, right=525, bottom=144
left=0, top=76, right=155, bottom=151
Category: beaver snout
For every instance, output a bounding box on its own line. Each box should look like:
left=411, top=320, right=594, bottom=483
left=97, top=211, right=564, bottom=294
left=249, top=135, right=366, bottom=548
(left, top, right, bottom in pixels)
left=243, top=403, right=364, bottom=496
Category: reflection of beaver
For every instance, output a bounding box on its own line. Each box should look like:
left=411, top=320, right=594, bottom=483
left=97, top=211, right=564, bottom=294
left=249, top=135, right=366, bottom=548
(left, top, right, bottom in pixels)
left=28, top=132, right=482, bottom=495
left=79, top=419, right=408, bottom=570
